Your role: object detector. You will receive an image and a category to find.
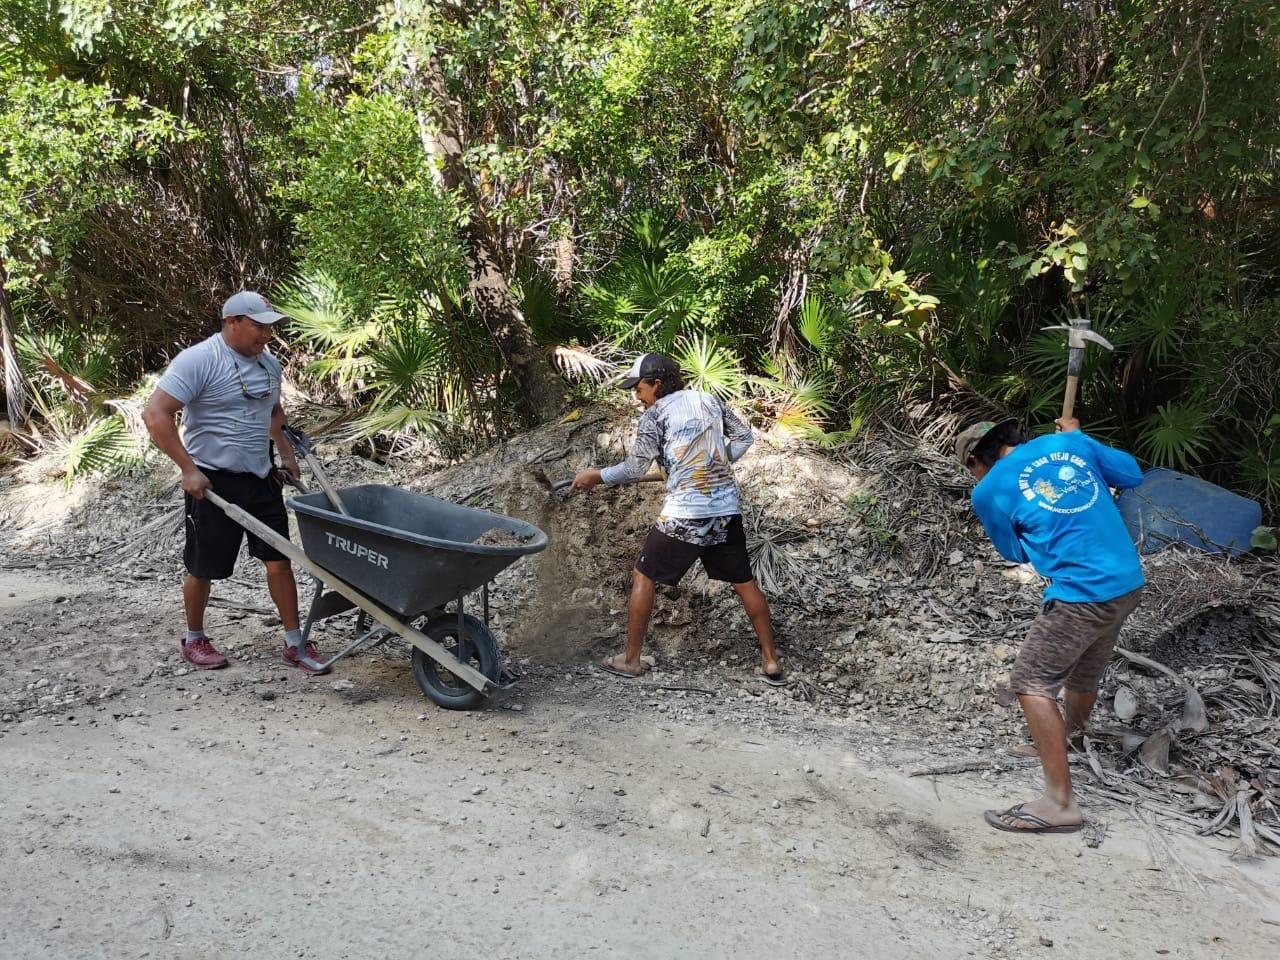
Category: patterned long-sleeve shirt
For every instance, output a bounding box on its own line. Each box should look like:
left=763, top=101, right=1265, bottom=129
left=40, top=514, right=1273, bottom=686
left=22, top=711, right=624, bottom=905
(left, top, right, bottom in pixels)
left=600, top=390, right=753, bottom=523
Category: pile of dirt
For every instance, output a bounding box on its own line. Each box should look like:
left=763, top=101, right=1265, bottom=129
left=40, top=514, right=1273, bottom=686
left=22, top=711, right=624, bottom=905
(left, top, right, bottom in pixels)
left=1, top=402, right=1275, bottom=743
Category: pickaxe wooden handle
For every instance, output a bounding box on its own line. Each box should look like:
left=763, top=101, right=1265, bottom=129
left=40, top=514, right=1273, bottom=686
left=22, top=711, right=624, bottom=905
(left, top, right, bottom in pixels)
left=1043, top=319, right=1114, bottom=421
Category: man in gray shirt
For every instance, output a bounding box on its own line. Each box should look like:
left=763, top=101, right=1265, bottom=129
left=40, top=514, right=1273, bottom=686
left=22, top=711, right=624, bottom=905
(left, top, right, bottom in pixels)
left=143, top=291, right=327, bottom=674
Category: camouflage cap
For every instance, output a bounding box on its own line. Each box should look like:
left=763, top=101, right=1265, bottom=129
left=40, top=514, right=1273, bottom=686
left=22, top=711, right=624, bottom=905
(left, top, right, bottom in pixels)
left=955, top=417, right=1019, bottom=466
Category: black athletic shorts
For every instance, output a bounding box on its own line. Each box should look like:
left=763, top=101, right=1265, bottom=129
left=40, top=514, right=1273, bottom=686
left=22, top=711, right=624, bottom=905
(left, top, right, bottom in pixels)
left=635, top=515, right=754, bottom=586
left=184, top=469, right=289, bottom=579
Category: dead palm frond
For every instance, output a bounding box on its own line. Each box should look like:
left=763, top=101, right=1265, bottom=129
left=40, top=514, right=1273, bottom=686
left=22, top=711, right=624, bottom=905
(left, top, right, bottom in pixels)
left=552, top=344, right=614, bottom=383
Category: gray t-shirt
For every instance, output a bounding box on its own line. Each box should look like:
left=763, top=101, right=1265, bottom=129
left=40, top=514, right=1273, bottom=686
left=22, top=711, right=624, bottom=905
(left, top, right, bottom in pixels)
left=156, top=332, right=282, bottom=478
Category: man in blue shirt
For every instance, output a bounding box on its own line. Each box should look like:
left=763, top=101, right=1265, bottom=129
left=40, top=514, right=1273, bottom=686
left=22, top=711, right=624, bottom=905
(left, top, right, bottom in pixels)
left=958, top=416, right=1144, bottom=833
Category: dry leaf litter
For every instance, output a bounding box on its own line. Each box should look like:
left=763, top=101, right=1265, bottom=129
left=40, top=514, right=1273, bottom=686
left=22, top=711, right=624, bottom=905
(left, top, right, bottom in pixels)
left=1, top=403, right=1276, bottom=853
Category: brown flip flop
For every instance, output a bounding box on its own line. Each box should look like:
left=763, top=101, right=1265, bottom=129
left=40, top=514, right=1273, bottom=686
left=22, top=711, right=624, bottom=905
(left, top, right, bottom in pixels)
left=597, top=655, right=646, bottom=679
left=984, top=804, right=1083, bottom=834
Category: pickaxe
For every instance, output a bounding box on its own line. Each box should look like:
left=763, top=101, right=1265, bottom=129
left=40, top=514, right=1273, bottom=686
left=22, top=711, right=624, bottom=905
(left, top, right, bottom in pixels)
left=1042, top=318, right=1114, bottom=421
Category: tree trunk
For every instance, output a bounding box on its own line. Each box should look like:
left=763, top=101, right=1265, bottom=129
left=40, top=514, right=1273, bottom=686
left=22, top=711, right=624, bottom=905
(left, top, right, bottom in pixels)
left=0, top=261, right=28, bottom=429
left=398, top=25, right=565, bottom=423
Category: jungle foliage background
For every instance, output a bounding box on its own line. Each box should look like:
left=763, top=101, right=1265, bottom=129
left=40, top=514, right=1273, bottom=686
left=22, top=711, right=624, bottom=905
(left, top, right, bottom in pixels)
left=2, top=1, right=1278, bottom=515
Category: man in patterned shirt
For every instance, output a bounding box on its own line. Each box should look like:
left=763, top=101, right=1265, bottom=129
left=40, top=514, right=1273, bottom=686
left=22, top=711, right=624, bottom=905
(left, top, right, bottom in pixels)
left=573, top=353, right=783, bottom=684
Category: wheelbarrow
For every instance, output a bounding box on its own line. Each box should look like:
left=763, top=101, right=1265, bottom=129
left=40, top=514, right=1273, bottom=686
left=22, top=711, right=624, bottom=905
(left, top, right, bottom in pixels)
left=204, top=482, right=547, bottom=710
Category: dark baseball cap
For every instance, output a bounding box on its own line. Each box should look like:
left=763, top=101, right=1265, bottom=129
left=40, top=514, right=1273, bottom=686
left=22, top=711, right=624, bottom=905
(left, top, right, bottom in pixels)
left=955, top=417, right=1019, bottom=466
left=618, top=353, right=679, bottom=389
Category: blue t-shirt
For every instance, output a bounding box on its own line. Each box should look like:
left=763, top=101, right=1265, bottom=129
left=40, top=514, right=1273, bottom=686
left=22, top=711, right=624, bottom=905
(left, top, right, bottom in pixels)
left=971, top=431, right=1145, bottom=604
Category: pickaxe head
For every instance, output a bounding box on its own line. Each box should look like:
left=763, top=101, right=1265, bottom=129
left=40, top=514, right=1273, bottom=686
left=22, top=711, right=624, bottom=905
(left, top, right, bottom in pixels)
left=1042, top=319, right=1114, bottom=352
left=1043, top=318, right=1114, bottom=420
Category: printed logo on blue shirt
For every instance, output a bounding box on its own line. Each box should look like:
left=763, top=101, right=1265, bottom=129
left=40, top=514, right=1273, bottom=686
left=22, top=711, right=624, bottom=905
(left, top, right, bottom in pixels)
left=1017, top=452, right=1100, bottom=515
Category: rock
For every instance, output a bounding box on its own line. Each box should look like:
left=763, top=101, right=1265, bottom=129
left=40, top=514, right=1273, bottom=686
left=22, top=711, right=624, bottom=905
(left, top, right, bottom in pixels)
left=331, top=679, right=355, bottom=692
left=552, top=818, right=564, bottom=829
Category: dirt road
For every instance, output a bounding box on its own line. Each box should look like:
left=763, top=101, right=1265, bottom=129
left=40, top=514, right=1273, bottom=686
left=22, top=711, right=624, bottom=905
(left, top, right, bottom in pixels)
left=1, top=570, right=1277, bottom=959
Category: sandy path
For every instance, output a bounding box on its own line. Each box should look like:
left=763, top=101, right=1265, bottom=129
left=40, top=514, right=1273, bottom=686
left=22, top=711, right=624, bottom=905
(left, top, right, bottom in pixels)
left=1, top=570, right=1277, bottom=959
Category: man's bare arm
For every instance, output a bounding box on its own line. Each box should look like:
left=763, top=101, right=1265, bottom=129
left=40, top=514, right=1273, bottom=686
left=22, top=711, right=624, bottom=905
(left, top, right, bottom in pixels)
left=269, top=403, right=300, bottom=480
left=141, top=388, right=211, bottom=498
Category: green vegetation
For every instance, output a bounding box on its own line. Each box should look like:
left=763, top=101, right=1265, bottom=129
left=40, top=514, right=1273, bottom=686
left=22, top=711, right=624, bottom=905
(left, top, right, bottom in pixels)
left=2, top=1, right=1277, bottom=513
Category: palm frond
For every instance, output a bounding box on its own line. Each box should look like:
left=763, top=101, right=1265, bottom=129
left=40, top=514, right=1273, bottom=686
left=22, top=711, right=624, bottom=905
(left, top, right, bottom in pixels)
left=774, top=374, right=837, bottom=439
left=366, top=314, right=449, bottom=407
left=105, top=372, right=163, bottom=447
left=673, top=335, right=745, bottom=401
left=553, top=345, right=614, bottom=383
left=1138, top=403, right=1214, bottom=470
left=1135, top=285, right=1185, bottom=366
left=796, top=292, right=836, bottom=354
left=16, top=325, right=121, bottom=396
left=36, top=415, right=144, bottom=486
left=351, top=404, right=449, bottom=437
left=516, top=271, right=567, bottom=342
left=276, top=272, right=380, bottom=391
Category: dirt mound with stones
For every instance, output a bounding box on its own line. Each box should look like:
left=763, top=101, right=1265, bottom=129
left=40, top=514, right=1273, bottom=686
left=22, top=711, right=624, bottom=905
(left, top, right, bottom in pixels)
left=2, top=401, right=1278, bottom=850
left=3, top=402, right=1276, bottom=724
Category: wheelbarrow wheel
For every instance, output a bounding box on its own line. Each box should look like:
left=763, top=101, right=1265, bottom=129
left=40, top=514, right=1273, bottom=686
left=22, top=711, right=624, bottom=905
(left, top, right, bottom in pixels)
left=410, top=613, right=502, bottom=711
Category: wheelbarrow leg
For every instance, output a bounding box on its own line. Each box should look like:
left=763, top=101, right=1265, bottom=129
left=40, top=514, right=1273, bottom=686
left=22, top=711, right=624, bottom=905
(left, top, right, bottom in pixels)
left=455, top=594, right=470, bottom=661
left=300, top=576, right=324, bottom=645
left=312, top=622, right=389, bottom=671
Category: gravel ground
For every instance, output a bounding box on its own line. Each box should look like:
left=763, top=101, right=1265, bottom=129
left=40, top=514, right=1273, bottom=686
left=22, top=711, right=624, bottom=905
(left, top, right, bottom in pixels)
left=1, top=408, right=1277, bottom=956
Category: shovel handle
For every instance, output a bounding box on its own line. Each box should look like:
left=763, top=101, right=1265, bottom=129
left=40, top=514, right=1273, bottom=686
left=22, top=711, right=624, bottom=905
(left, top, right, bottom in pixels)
left=301, top=451, right=350, bottom=516
left=281, top=425, right=349, bottom=515
left=549, top=471, right=666, bottom=493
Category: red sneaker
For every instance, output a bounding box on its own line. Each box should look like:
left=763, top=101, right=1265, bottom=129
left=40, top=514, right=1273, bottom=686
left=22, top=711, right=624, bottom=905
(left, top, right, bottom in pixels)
left=283, top=642, right=331, bottom=676
left=181, top=637, right=228, bottom=670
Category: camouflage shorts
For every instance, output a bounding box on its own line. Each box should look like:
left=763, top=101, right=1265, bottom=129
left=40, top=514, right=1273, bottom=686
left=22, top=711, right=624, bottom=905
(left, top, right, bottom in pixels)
left=1010, top=588, right=1143, bottom=699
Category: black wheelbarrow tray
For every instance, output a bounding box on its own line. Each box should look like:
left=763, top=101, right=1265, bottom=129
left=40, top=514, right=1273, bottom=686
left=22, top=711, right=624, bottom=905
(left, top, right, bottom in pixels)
left=205, top=484, right=547, bottom=709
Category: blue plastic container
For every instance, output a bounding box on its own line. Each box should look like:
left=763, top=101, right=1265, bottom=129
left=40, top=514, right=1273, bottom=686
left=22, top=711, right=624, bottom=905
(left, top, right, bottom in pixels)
left=1117, top=467, right=1261, bottom=558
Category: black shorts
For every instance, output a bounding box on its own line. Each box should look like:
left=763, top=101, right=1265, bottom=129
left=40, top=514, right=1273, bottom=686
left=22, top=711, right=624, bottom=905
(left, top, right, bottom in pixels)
left=185, top=469, right=289, bottom=580
left=635, top=515, right=754, bottom=586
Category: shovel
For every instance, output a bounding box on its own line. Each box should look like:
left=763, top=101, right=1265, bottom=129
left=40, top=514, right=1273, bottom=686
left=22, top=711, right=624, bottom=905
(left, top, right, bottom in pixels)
left=282, top=425, right=349, bottom=515
left=530, top=466, right=666, bottom=495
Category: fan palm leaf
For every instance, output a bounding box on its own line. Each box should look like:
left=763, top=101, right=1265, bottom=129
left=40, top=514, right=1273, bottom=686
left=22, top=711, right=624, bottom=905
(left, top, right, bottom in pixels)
left=673, top=335, right=745, bottom=401
left=1138, top=402, right=1214, bottom=470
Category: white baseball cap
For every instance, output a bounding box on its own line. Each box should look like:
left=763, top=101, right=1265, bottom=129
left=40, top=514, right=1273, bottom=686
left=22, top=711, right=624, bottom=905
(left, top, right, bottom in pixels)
left=221, top=290, right=289, bottom=325
left=618, top=353, right=679, bottom=389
